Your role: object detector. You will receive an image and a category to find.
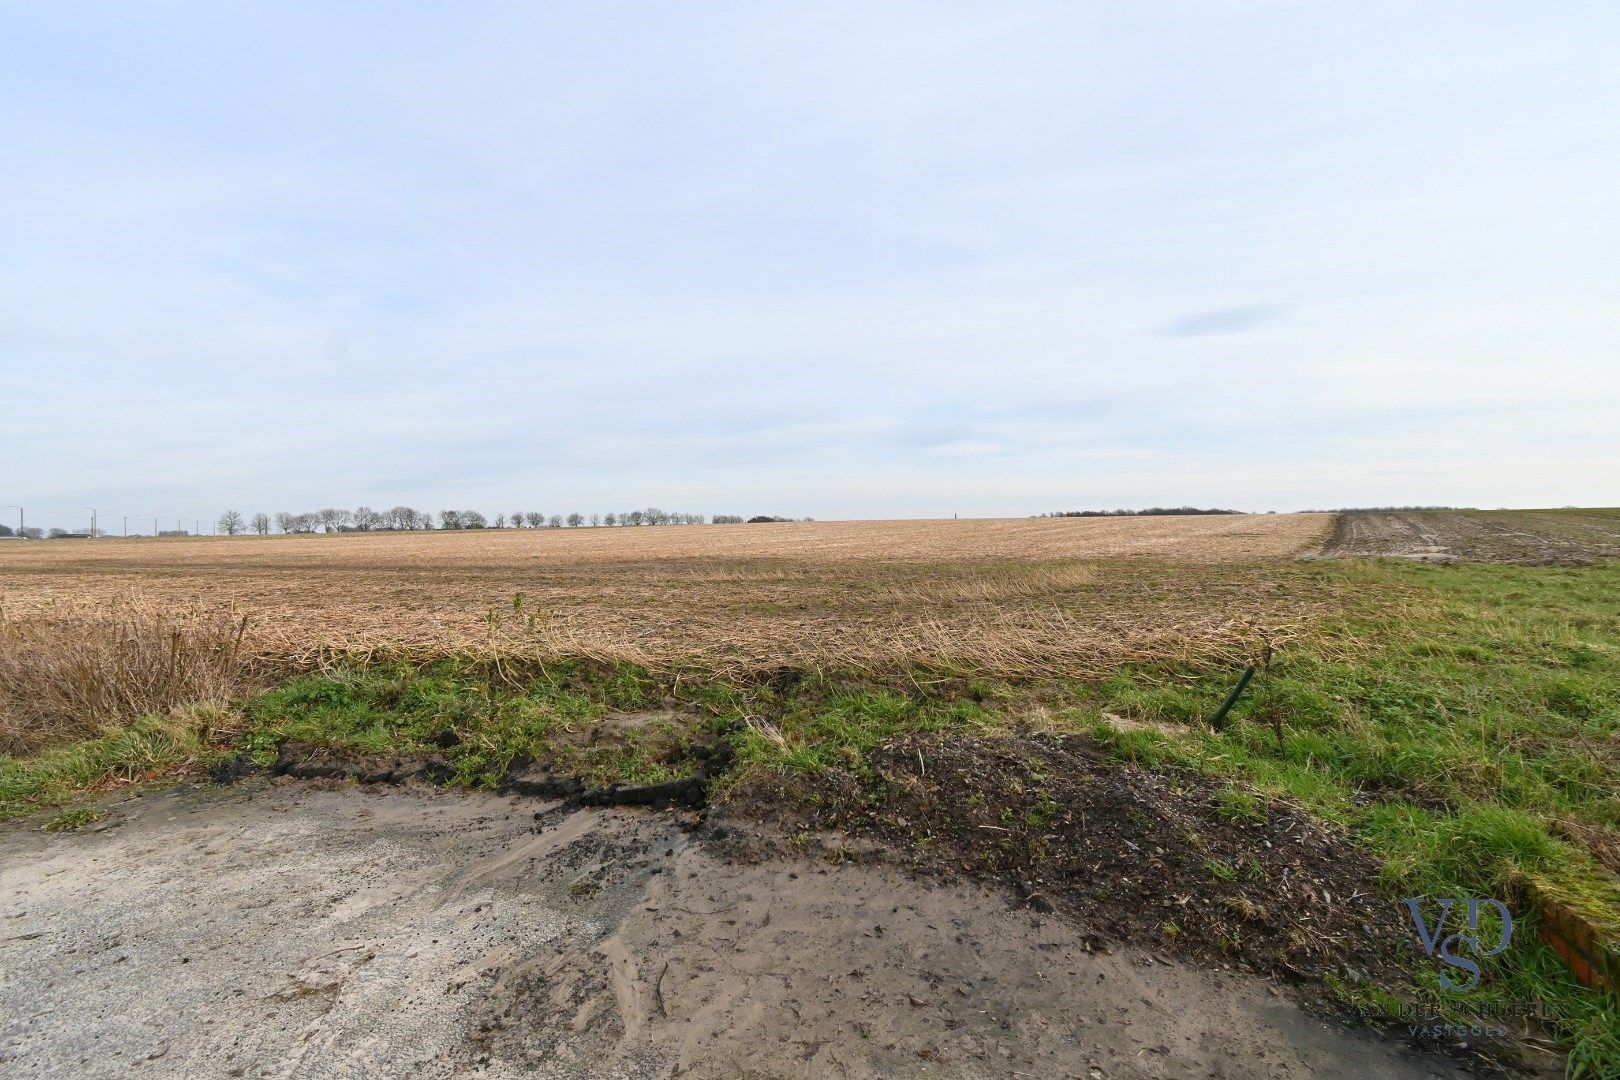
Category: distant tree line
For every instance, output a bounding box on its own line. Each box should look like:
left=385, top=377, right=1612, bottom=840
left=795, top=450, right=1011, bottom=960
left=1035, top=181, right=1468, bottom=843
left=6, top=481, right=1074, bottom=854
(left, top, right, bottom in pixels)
left=1303, top=505, right=1469, bottom=513
left=267, top=507, right=436, bottom=534
left=4, top=507, right=808, bottom=540
left=214, top=506, right=804, bottom=535
left=1040, top=507, right=1242, bottom=518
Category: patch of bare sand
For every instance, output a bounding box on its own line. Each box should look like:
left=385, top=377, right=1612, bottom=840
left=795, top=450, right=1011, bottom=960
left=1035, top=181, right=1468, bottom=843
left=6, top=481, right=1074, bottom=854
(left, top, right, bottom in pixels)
left=0, top=781, right=1470, bottom=1079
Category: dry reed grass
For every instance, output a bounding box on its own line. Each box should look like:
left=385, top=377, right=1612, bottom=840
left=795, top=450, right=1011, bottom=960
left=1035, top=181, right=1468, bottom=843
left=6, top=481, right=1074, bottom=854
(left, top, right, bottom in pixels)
left=0, top=600, right=261, bottom=756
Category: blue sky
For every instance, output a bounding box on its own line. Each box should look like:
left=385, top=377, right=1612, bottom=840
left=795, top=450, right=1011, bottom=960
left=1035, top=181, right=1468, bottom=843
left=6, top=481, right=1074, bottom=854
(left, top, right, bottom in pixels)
left=3, top=2, right=1617, bottom=531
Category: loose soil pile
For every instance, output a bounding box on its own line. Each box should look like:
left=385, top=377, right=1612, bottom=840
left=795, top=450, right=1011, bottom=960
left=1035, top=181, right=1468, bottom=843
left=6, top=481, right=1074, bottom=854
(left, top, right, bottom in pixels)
left=747, top=733, right=1412, bottom=996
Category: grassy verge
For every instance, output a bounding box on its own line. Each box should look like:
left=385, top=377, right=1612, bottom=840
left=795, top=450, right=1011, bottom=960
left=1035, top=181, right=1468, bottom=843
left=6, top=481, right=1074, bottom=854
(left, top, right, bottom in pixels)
left=0, top=703, right=237, bottom=819
left=1072, top=560, right=1620, bottom=1071
left=2, top=558, right=1616, bottom=1071
left=235, top=659, right=741, bottom=787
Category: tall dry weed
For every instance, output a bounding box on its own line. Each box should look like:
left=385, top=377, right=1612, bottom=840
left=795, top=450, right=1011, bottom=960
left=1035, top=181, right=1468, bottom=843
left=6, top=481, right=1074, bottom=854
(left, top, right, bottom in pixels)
left=0, top=600, right=259, bottom=756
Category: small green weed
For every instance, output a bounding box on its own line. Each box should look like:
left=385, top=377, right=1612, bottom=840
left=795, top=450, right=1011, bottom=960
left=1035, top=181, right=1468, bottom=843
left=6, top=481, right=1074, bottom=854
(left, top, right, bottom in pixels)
left=42, top=806, right=105, bottom=832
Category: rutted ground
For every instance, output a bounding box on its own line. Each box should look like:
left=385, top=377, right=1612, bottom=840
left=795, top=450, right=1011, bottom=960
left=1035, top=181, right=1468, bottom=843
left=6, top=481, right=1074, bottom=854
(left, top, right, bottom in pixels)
left=1320, top=509, right=1620, bottom=565
left=0, top=780, right=1470, bottom=1080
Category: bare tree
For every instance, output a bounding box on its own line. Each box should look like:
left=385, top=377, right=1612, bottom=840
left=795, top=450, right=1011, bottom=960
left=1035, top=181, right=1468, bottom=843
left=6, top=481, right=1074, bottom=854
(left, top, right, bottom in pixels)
left=564, top=512, right=581, bottom=527
left=386, top=505, right=423, bottom=530
left=494, top=513, right=507, bottom=529
left=218, top=510, right=245, bottom=536
left=547, top=514, right=562, bottom=528
left=275, top=512, right=295, bottom=533
left=251, top=512, right=270, bottom=535
left=510, top=511, right=525, bottom=528
left=589, top=513, right=600, bottom=527
left=525, top=512, right=544, bottom=528
left=314, top=508, right=350, bottom=533
left=462, top=510, right=488, bottom=529
left=352, top=506, right=382, bottom=531
left=603, top=513, right=617, bottom=526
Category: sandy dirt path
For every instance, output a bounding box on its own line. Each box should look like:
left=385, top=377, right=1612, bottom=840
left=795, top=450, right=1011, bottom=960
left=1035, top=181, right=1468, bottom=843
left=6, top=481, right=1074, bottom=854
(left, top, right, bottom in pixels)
left=0, top=781, right=1468, bottom=1079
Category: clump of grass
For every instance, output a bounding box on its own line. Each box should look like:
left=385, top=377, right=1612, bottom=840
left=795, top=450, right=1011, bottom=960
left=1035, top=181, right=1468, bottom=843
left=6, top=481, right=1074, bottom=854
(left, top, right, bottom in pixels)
left=42, top=807, right=105, bottom=832
left=1215, top=787, right=1266, bottom=823
left=239, top=659, right=719, bottom=789
left=0, top=600, right=258, bottom=756
left=1, top=702, right=237, bottom=819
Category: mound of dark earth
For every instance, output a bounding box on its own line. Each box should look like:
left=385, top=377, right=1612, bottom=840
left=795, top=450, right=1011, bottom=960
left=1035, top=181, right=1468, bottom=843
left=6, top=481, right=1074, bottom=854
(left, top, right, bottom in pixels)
left=751, top=732, right=1413, bottom=995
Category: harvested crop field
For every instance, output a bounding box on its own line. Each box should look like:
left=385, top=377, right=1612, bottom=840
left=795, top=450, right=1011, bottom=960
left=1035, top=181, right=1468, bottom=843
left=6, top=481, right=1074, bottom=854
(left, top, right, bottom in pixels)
left=0, top=515, right=1333, bottom=678
left=1320, top=508, right=1620, bottom=565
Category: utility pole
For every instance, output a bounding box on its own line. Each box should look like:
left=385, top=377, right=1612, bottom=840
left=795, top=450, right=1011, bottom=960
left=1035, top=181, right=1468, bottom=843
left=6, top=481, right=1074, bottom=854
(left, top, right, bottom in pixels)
left=123, top=516, right=128, bottom=538
left=154, top=516, right=163, bottom=537
left=83, top=507, right=96, bottom=538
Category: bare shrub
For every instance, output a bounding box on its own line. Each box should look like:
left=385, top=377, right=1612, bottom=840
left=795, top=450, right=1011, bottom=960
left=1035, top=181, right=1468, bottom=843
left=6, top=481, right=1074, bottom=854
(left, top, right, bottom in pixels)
left=0, top=601, right=260, bottom=757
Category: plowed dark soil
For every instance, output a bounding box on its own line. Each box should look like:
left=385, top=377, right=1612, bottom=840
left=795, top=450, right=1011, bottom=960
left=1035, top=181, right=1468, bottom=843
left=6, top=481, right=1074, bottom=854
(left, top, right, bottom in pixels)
left=1320, top=509, right=1620, bottom=565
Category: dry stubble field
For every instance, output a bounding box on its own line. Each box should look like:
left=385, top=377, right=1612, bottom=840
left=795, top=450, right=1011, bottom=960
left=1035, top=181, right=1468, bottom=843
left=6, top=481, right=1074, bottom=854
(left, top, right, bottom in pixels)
left=0, top=514, right=1335, bottom=677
